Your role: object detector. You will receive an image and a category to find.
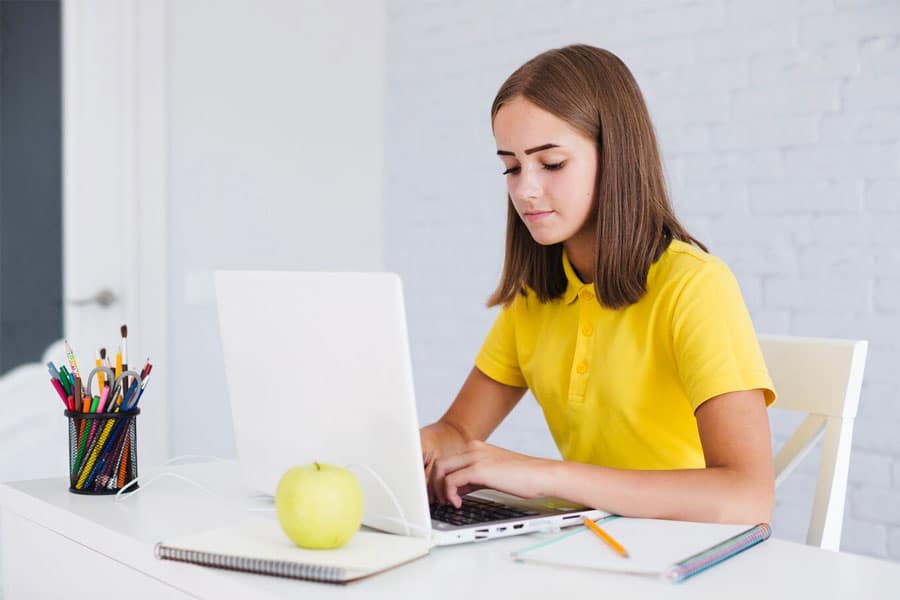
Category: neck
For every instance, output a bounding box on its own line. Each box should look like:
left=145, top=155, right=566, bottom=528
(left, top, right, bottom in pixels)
left=564, top=236, right=595, bottom=284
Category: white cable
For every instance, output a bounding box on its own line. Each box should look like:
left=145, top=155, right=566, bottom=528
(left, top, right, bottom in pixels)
left=114, top=454, right=225, bottom=500
left=370, top=515, right=433, bottom=535
left=161, top=454, right=229, bottom=466
left=345, top=462, right=414, bottom=536
left=113, top=457, right=426, bottom=535
left=114, top=454, right=269, bottom=511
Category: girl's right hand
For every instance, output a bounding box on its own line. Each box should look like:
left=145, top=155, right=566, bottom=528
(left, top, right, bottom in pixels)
left=419, top=366, right=529, bottom=503
left=420, top=423, right=466, bottom=503
left=423, top=448, right=436, bottom=488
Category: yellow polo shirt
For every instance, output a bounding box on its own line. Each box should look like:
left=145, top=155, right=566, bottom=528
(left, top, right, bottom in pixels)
left=475, top=240, right=775, bottom=470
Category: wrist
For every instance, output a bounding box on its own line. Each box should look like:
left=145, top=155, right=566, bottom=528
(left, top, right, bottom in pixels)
left=423, top=420, right=468, bottom=454
left=436, top=419, right=470, bottom=447
left=536, top=457, right=565, bottom=498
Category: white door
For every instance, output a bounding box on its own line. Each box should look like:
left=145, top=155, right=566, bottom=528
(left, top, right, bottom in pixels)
left=63, top=0, right=167, bottom=468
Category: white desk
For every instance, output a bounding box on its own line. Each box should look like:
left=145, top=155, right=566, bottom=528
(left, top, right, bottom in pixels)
left=2, top=461, right=899, bottom=599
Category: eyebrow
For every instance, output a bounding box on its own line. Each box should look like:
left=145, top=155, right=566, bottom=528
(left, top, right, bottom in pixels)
left=496, top=143, right=560, bottom=157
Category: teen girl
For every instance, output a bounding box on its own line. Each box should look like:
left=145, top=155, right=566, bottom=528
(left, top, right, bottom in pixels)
left=421, top=45, right=776, bottom=524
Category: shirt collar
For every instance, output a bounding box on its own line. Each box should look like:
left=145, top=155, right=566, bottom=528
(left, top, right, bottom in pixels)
left=562, top=249, right=588, bottom=305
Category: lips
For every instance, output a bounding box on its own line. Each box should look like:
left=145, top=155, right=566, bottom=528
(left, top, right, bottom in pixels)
left=524, top=210, right=554, bottom=222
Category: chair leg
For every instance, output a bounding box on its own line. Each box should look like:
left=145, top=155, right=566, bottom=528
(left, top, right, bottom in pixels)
left=807, top=417, right=854, bottom=551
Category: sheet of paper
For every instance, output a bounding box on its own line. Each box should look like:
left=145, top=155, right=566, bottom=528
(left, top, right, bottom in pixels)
left=513, top=518, right=750, bottom=574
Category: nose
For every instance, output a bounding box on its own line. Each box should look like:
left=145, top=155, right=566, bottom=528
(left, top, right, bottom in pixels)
left=510, top=166, right=542, bottom=205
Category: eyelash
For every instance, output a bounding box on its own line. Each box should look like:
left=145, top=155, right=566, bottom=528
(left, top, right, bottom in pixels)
left=501, top=161, right=566, bottom=175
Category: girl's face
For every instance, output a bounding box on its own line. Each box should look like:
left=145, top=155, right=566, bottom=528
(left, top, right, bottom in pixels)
left=493, top=96, right=598, bottom=246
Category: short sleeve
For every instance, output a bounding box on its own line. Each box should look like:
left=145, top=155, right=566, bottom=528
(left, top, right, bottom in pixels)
left=672, top=261, right=776, bottom=412
left=474, top=302, right=528, bottom=388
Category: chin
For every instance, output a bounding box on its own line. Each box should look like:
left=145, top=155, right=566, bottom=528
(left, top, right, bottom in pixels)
left=527, top=230, right=567, bottom=246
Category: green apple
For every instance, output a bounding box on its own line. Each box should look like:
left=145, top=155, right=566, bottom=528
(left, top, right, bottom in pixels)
left=275, top=462, right=364, bottom=549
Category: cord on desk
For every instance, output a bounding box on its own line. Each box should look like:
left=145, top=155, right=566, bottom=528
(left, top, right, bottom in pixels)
left=112, top=456, right=432, bottom=535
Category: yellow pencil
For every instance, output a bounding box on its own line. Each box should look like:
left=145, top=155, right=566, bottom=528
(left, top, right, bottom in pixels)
left=96, top=356, right=105, bottom=390
left=115, top=347, right=123, bottom=381
left=111, top=348, right=122, bottom=408
left=583, top=517, right=630, bottom=558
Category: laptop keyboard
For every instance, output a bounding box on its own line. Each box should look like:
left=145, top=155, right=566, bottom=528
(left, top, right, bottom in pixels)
left=430, top=496, right=540, bottom=526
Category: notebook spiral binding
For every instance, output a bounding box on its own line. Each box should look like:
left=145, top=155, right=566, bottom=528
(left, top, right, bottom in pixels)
left=154, top=543, right=347, bottom=584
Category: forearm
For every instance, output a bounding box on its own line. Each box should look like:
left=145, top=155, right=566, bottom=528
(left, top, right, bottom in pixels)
left=542, top=461, right=774, bottom=524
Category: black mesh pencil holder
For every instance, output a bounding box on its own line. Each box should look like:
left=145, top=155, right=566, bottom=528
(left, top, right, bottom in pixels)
left=65, top=409, right=140, bottom=495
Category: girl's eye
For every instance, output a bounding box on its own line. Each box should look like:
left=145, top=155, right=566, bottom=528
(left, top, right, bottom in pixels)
left=501, top=161, right=565, bottom=175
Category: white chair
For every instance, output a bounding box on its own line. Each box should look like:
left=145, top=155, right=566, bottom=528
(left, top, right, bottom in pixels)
left=0, top=339, right=69, bottom=483
left=760, top=334, right=868, bottom=552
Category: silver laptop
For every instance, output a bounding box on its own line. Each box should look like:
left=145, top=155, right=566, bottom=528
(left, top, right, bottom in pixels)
left=214, top=271, right=605, bottom=545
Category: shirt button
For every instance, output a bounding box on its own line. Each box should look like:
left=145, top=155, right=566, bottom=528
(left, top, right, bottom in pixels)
left=580, top=289, right=594, bottom=301
left=581, top=324, right=593, bottom=336
left=575, top=362, right=589, bottom=374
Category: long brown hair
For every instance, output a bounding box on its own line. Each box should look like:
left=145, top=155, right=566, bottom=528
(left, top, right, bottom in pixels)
left=487, top=44, right=705, bottom=309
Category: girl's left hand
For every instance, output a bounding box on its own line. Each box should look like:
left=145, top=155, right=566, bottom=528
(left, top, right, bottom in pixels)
left=428, top=440, right=553, bottom=508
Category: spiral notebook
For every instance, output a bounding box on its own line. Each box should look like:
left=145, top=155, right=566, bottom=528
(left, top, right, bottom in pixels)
left=155, top=516, right=434, bottom=584
left=511, top=517, right=771, bottom=583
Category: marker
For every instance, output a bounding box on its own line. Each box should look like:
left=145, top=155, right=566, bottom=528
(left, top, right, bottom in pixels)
left=50, top=378, right=68, bottom=408
left=58, top=365, right=73, bottom=394
left=97, top=385, right=111, bottom=413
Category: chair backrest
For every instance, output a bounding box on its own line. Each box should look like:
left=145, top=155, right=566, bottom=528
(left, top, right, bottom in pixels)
left=0, top=339, right=69, bottom=483
left=759, top=334, right=868, bottom=552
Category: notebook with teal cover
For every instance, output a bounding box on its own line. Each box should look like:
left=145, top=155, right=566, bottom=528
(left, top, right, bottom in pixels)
left=511, top=516, right=770, bottom=583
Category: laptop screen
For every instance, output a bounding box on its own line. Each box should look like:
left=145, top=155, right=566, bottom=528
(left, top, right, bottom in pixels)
left=214, top=271, right=432, bottom=537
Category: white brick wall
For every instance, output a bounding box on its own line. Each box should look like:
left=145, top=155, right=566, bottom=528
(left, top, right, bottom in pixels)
left=385, top=0, right=900, bottom=559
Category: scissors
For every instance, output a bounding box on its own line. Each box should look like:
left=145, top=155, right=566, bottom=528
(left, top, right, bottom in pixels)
left=114, top=369, right=144, bottom=412
left=85, top=366, right=141, bottom=413
left=84, top=366, right=114, bottom=413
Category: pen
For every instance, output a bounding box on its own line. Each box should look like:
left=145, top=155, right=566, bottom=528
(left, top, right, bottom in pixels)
left=122, top=378, right=139, bottom=410
left=140, top=357, right=152, bottom=380
left=583, top=517, right=630, bottom=558
left=133, top=372, right=152, bottom=408
left=47, top=361, right=60, bottom=380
